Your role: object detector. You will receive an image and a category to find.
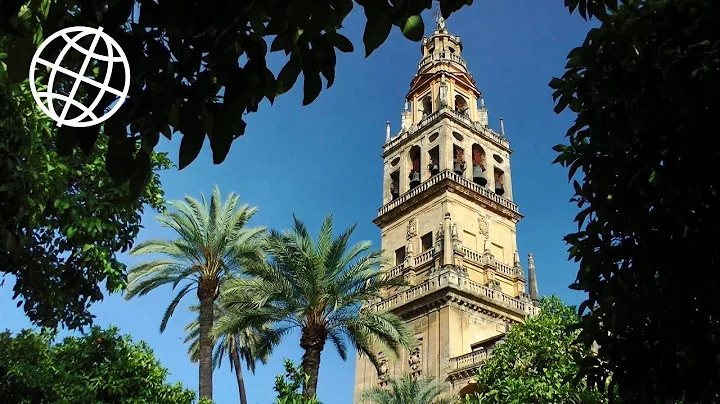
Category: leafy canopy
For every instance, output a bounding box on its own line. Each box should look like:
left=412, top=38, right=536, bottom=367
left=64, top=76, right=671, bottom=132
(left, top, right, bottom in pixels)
left=274, top=359, right=322, bottom=404
left=0, top=55, right=170, bottom=330
left=551, top=0, right=720, bottom=402
left=0, top=326, right=196, bottom=404
left=1, top=0, right=475, bottom=190
left=465, top=296, right=606, bottom=404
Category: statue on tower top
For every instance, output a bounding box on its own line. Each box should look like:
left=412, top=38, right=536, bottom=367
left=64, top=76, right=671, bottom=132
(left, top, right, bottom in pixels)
left=432, top=1, right=446, bottom=31
left=436, top=14, right=446, bottom=31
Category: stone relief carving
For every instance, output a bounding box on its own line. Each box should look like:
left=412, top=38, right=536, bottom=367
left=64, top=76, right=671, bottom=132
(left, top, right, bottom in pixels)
left=408, top=346, right=421, bottom=372
left=377, top=355, right=389, bottom=381
left=489, top=279, right=502, bottom=291
left=478, top=214, right=489, bottom=238
left=406, top=218, right=417, bottom=240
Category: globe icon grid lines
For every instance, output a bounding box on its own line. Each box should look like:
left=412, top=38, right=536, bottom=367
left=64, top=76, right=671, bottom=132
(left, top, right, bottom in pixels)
left=29, top=26, right=131, bottom=128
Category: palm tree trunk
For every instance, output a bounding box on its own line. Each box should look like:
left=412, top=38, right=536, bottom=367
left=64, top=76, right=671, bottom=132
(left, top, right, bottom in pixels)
left=230, top=342, right=248, bottom=404
left=300, top=329, right=326, bottom=398
left=198, top=279, right=216, bottom=400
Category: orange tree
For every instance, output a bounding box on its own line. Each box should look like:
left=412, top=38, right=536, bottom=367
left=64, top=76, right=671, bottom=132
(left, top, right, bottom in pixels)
left=552, top=0, right=720, bottom=402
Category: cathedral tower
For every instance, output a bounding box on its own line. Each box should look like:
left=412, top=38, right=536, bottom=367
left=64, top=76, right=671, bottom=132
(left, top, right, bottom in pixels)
left=353, top=15, right=540, bottom=400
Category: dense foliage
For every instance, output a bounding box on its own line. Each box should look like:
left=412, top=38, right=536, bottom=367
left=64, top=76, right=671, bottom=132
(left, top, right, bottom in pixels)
left=0, top=0, right=475, bottom=188
left=0, top=326, right=195, bottom=403
left=274, top=359, right=321, bottom=404
left=465, top=296, right=606, bottom=404
left=125, top=186, right=265, bottom=400
left=551, top=0, right=720, bottom=402
left=361, top=375, right=452, bottom=404
left=217, top=215, right=415, bottom=397
left=0, top=56, right=170, bottom=330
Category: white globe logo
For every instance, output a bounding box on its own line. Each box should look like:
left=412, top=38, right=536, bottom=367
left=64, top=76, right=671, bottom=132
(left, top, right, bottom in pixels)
left=29, top=26, right=130, bottom=128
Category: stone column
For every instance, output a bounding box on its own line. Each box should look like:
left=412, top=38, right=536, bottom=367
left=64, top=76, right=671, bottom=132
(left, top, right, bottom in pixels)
left=443, top=212, right=453, bottom=268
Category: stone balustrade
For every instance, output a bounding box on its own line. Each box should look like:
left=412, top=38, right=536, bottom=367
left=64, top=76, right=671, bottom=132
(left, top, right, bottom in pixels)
left=377, top=170, right=519, bottom=217
left=414, top=248, right=435, bottom=266
left=383, top=107, right=509, bottom=152
left=373, top=269, right=537, bottom=315
left=449, top=348, right=492, bottom=371
left=418, top=52, right=468, bottom=71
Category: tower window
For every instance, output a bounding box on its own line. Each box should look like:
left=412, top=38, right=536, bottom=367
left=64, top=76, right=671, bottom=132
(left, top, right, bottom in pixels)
left=428, top=146, right=440, bottom=176
left=455, top=95, right=469, bottom=117
left=409, top=146, right=421, bottom=189
left=421, top=232, right=433, bottom=252
left=494, top=168, right=506, bottom=196
left=395, top=246, right=406, bottom=265
left=390, top=171, right=400, bottom=200
left=453, top=145, right=465, bottom=175
left=421, top=95, right=432, bottom=118
left=472, top=144, right=488, bottom=186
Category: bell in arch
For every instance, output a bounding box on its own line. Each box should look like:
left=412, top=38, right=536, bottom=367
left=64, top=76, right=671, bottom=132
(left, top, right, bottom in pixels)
left=472, top=165, right=487, bottom=186
left=429, top=162, right=440, bottom=176
left=453, top=162, right=464, bottom=175
left=390, top=186, right=400, bottom=199
left=495, top=182, right=505, bottom=196
left=409, top=171, right=421, bottom=188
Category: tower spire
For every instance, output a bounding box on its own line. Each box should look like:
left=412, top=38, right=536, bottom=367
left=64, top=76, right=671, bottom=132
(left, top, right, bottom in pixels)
left=528, top=252, right=540, bottom=306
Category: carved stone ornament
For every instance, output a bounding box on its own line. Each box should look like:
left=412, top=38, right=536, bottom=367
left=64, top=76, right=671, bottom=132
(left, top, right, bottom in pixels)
left=408, top=347, right=421, bottom=371
left=378, top=356, right=389, bottom=381
left=489, top=279, right=502, bottom=291
left=407, top=218, right=418, bottom=240
left=513, top=250, right=521, bottom=267
left=478, top=214, right=489, bottom=238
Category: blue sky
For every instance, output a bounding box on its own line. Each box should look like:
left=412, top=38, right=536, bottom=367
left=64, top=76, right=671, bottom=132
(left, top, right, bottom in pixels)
left=0, top=3, right=597, bottom=404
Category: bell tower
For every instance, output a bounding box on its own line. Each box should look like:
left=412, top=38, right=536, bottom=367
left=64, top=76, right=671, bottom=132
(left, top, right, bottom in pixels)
left=353, top=15, right=540, bottom=400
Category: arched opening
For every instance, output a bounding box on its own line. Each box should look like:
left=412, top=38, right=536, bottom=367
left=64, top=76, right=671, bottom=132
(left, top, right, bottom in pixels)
left=458, top=382, right=480, bottom=398
left=455, top=95, right=469, bottom=117
left=494, top=167, right=505, bottom=196
left=421, top=95, right=432, bottom=118
left=472, top=144, right=487, bottom=186
left=427, top=146, right=440, bottom=176
left=453, top=145, right=465, bottom=176
left=409, top=146, right=421, bottom=189
left=390, top=171, right=400, bottom=200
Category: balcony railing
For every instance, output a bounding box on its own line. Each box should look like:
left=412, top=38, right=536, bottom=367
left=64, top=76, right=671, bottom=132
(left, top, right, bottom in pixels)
left=373, top=269, right=537, bottom=315
left=460, top=247, right=517, bottom=279
left=418, top=52, right=468, bottom=71
left=383, top=107, right=509, bottom=152
left=450, top=348, right=492, bottom=371
left=415, top=248, right=435, bottom=266
left=377, top=170, right=519, bottom=217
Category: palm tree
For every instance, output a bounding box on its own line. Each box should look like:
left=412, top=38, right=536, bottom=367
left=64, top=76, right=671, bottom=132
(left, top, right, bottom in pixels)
left=361, top=375, right=453, bottom=404
left=124, top=186, right=265, bottom=400
left=217, top=214, right=416, bottom=398
left=184, top=300, right=279, bottom=404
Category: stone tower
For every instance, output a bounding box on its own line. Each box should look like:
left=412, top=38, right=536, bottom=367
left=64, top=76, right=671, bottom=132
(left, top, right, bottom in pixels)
left=353, top=15, right=540, bottom=400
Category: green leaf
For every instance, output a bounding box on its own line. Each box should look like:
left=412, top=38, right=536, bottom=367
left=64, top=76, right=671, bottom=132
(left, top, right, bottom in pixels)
left=303, top=72, right=322, bottom=106
left=276, top=55, right=302, bottom=95
left=178, top=130, right=205, bottom=170
left=363, top=14, right=392, bottom=57
left=326, top=33, right=354, bottom=53
left=401, top=15, right=424, bottom=42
